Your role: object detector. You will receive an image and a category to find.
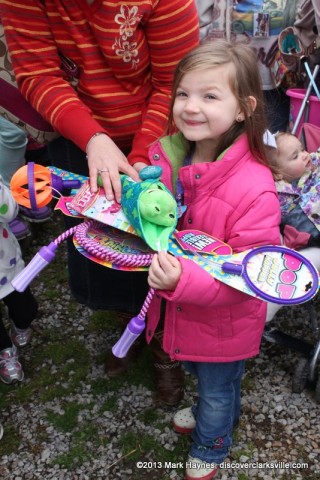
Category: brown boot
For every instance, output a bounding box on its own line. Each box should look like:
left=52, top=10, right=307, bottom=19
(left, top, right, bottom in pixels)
left=150, top=330, right=184, bottom=407
left=105, top=312, right=145, bottom=377
left=105, top=341, right=143, bottom=377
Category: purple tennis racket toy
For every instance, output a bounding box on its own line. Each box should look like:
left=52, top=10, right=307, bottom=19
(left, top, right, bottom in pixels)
left=220, top=245, right=318, bottom=305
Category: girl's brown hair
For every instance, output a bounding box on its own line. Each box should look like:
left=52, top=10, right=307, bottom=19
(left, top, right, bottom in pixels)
left=167, top=39, right=269, bottom=164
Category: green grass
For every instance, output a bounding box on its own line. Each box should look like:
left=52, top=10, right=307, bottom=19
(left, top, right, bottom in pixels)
left=138, top=407, right=162, bottom=424
left=0, top=422, right=21, bottom=456
left=88, top=310, right=120, bottom=333
left=46, top=402, right=83, bottom=432
left=10, top=339, right=90, bottom=404
left=52, top=425, right=102, bottom=469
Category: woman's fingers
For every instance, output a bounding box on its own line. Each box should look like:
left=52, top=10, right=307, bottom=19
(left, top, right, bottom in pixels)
left=87, top=134, right=140, bottom=202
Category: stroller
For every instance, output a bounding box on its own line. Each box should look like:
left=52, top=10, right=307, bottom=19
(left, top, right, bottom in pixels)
left=263, top=116, right=320, bottom=403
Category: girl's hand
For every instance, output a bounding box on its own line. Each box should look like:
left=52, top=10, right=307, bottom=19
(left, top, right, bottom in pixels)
left=148, top=251, right=182, bottom=290
left=86, top=134, right=140, bottom=203
left=133, top=161, right=149, bottom=173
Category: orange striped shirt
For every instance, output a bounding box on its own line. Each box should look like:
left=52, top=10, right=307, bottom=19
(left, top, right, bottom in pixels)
left=1, top=0, right=199, bottom=164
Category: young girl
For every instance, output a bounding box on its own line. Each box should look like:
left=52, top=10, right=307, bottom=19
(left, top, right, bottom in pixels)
left=145, top=40, right=281, bottom=479
left=0, top=175, right=38, bottom=384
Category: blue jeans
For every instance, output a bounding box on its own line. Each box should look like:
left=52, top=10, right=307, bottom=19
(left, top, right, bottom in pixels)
left=0, top=117, right=27, bottom=187
left=183, top=360, right=245, bottom=464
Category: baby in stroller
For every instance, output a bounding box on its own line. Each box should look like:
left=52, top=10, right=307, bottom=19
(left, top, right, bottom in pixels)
left=264, top=129, right=320, bottom=400
left=266, top=129, right=320, bottom=279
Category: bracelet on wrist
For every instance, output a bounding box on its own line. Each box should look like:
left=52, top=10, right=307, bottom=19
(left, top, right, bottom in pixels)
left=85, top=132, right=106, bottom=154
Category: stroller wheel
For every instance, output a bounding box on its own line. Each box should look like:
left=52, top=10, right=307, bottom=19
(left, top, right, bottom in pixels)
left=292, top=358, right=310, bottom=393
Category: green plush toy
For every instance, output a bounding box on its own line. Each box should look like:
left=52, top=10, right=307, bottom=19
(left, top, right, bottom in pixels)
left=120, top=166, right=178, bottom=251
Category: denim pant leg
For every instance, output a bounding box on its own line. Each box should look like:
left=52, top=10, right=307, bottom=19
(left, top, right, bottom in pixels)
left=0, top=117, right=28, bottom=187
left=184, top=360, right=245, bottom=464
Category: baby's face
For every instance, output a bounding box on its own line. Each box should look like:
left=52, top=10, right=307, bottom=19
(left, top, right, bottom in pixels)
left=276, top=134, right=311, bottom=182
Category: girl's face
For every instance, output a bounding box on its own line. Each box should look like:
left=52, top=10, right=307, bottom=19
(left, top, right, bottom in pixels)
left=173, top=65, right=242, bottom=153
left=276, top=135, right=311, bottom=182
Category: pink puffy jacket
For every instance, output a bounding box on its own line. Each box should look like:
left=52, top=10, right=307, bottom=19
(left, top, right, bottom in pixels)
left=146, top=133, right=281, bottom=362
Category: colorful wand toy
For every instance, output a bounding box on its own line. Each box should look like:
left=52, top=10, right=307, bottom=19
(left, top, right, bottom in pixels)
left=10, top=162, right=81, bottom=211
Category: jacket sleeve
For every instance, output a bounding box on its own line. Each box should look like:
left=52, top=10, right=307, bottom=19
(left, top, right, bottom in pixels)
left=1, top=1, right=101, bottom=151
left=1, top=0, right=199, bottom=159
left=160, top=189, right=281, bottom=307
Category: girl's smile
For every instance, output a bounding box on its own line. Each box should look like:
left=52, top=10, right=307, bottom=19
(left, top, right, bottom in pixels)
left=173, top=65, right=242, bottom=154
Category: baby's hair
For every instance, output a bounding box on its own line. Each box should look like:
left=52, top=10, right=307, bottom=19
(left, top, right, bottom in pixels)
left=167, top=39, right=268, bottom=164
left=266, top=131, right=296, bottom=177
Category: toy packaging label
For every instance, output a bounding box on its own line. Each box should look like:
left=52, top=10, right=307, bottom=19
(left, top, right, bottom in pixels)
left=55, top=195, right=84, bottom=218
left=173, top=230, right=232, bottom=255
left=49, top=166, right=88, bottom=217
left=68, top=180, right=137, bottom=235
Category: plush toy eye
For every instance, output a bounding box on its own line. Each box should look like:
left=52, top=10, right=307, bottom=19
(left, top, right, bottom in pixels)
left=169, top=213, right=175, bottom=218
left=155, top=207, right=160, bottom=212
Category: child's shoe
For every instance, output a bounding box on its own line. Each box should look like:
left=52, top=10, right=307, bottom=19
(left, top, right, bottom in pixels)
left=8, top=218, right=31, bottom=241
left=185, top=456, right=218, bottom=480
left=173, top=407, right=196, bottom=434
left=0, top=346, right=24, bottom=384
left=10, top=320, right=32, bottom=348
left=19, top=205, right=52, bottom=223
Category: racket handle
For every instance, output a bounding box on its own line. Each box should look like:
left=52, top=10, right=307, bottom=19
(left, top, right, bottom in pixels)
left=11, top=242, right=57, bottom=292
left=51, top=173, right=81, bottom=191
left=112, top=315, right=146, bottom=358
left=222, top=262, right=243, bottom=275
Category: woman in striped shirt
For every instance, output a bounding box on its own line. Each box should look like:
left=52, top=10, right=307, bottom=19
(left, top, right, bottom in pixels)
left=1, top=0, right=199, bottom=406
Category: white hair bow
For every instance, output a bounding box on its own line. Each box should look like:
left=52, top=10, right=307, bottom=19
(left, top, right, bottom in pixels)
left=263, top=129, right=278, bottom=148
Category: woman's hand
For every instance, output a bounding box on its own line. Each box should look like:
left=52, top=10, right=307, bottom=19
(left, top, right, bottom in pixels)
left=86, top=133, right=140, bottom=203
left=148, top=251, right=182, bottom=290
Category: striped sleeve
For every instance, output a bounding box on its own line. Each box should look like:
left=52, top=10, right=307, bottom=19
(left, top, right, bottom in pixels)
left=1, top=0, right=199, bottom=161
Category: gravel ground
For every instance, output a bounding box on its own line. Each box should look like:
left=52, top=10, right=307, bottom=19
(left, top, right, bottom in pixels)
left=1, top=212, right=320, bottom=480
